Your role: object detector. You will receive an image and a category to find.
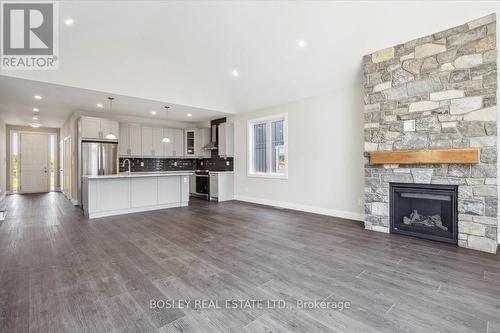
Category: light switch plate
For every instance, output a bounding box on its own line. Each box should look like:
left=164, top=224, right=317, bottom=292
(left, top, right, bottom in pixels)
left=140, top=161, right=144, bottom=167
left=403, top=120, right=415, bottom=132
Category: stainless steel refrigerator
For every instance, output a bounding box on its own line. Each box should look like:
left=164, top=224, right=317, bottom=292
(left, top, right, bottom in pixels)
left=80, top=141, right=118, bottom=206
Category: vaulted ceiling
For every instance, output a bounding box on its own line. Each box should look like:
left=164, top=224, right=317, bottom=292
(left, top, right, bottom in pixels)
left=1, top=1, right=498, bottom=122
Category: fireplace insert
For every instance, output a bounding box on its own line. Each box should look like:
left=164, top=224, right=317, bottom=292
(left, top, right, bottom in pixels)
left=390, top=183, right=458, bottom=244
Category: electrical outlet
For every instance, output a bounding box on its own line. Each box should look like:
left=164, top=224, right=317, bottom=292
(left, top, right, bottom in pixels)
left=174, top=161, right=178, bottom=166
left=226, top=161, right=230, bottom=166
left=140, top=161, right=144, bottom=167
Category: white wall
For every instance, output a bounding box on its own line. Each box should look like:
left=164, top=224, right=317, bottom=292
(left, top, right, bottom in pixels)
left=232, top=84, right=365, bottom=221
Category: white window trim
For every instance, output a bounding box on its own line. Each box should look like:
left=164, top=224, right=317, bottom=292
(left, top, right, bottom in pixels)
left=247, top=113, right=288, bottom=179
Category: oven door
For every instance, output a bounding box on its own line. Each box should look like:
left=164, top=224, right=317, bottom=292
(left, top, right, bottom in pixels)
left=195, top=175, right=209, bottom=195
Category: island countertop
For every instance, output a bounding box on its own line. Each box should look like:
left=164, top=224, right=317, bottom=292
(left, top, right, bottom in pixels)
left=84, top=171, right=194, bottom=179
left=82, top=172, right=191, bottom=218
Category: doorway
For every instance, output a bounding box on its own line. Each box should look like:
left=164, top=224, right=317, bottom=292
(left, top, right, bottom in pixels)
left=10, top=131, right=57, bottom=194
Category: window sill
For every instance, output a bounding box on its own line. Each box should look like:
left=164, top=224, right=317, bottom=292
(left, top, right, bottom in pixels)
left=247, top=172, right=288, bottom=179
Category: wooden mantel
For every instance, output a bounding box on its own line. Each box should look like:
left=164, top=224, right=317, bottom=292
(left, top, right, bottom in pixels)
left=369, top=148, right=480, bottom=165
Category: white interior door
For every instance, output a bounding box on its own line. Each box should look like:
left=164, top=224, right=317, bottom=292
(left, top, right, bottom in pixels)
left=63, top=137, right=72, bottom=197
left=20, top=133, right=50, bottom=193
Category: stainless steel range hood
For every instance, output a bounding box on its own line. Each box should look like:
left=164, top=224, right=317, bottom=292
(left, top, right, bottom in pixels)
left=203, top=125, right=218, bottom=150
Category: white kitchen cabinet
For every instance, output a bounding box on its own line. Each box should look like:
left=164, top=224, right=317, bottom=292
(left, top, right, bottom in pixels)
left=141, top=126, right=153, bottom=156
left=83, top=173, right=191, bottom=219
left=209, top=172, right=234, bottom=202
left=162, top=128, right=174, bottom=156
left=119, top=124, right=186, bottom=157
left=184, top=128, right=197, bottom=157
left=152, top=128, right=164, bottom=157
left=173, top=129, right=184, bottom=157
left=80, top=117, right=101, bottom=139
left=80, top=116, right=119, bottom=140
left=218, top=122, right=234, bottom=157
left=197, top=127, right=211, bottom=158
left=119, top=124, right=130, bottom=156
left=129, top=125, right=142, bottom=156
left=189, top=174, right=196, bottom=194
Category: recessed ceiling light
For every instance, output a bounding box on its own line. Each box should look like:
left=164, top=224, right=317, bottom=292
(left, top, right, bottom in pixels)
left=29, top=123, right=41, bottom=128
left=32, top=115, right=39, bottom=120
left=151, top=111, right=156, bottom=115
left=33, top=108, right=39, bottom=112
left=297, top=40, right=307, bottom=48
left=187, top=113, right=192, bottom=117
left=34, top=95, right=42, bottom=100
left=97, top=103, right=103, bottom=108
left=65, top=18, right=74, bottom=25
left=231, top=70, right=239, bottom=77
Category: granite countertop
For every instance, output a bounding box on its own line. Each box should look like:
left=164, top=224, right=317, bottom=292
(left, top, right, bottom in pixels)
left=84, top=171, right=194, bottom=179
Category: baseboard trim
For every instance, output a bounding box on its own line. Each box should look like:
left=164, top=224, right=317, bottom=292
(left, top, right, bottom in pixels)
left=234, top=195, right=364, bottom=221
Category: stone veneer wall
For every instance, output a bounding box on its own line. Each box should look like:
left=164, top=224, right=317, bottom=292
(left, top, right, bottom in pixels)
left=362, top=14, right=498, bottom=253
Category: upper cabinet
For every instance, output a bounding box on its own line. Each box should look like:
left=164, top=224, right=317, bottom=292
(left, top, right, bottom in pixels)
left=184, top=128, right=211, bottom=157
left=141, top=126, right=153, bottom=157
left=129, top=125, right=142, bottom=156
left=184, top=128, right=196, bottom=156
left=119, top=124, right=130, bottom=156
left=218, top=122, right=234, bottom=157
left=118, top=124, right=185, bottom=157
left=152, top=127, right=164, bottom=157
left=172, top=129, right=184, bottom=157
left=198, top=128, right=211, bottom=158
left=79, top=116, right=119, bottom=140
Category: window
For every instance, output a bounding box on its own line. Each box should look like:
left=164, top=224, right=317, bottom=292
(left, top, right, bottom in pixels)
left=248, top=114, right=288, bottom=178
left=11, top=132, right=19, bottom=193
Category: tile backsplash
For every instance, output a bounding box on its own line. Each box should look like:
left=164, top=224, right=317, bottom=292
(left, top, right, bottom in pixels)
left=197, top=157, right=233, bottom=171
left=118, top=157, right=233, bottom=172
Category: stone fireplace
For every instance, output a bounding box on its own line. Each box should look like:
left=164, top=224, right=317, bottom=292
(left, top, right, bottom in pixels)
left=362, top=14, right=498, bottom=253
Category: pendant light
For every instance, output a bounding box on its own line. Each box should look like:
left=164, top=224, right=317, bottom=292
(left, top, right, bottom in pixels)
left=162, top=106, right=171, bottom=143
left=105, top=97, right=117, bottom=140
left=29, top=108, right=41, bottom=128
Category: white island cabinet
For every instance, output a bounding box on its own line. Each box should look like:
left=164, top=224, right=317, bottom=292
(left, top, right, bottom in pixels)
left=82, top=172, right=192, bottom=219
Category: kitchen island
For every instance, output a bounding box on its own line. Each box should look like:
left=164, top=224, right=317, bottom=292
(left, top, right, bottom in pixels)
left=82, top=171, right=193, bottom=219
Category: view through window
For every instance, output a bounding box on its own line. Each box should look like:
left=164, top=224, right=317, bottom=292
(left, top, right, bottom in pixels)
left=248, top=114, right=287, bottom=177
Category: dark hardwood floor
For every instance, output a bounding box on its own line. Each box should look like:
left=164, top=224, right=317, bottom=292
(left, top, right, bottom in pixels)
left=0, top=192, right=499, bottom=332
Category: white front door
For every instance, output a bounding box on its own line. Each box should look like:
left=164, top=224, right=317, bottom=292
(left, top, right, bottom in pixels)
left=20, top=133, right=50, bottom=193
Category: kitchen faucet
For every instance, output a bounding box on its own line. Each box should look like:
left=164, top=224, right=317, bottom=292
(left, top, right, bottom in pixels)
left=121, top=159, right=131, bottom=175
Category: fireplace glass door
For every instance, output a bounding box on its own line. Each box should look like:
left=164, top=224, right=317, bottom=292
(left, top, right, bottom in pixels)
left=390, top=183, right=458, bottom=244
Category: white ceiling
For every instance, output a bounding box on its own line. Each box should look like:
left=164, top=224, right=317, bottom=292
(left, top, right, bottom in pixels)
left=1, top=1, right=498, bottom=126
left=0, top=76, right=228, bottom=127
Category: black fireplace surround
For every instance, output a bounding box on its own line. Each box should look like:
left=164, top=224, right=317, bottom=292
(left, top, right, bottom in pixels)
left=390, top=183, right=458, bottom=244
